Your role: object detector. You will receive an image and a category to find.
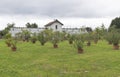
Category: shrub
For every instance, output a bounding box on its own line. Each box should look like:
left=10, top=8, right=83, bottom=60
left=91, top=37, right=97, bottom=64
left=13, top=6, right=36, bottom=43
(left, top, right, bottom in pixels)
left=105, top=30, right=120, bottom=50
left=5, top=38, right=12, bottom=47
left=38, top=31, right=47, bottom=46
left=30, top=33, right=37, bottom=44
left=74, top=34, right=84, bottom=53
left=92, top=33, right=100, bottom=44
left=50, top=31, right=61, bottom=48
left=104, top=32, right=113, bottom=44
left=11, top=39, right=17, bottom=51
left=84, top=33, right=93, bottom=46
left=21, top=30, right=31, bottom=42
left=67, top=34, right=75, bottom=44
left=5, top=33, right=11, bottom=39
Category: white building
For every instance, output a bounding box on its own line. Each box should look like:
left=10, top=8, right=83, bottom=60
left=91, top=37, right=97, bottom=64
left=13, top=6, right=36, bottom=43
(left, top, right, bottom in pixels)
left=63, top=28, right=87, bottom=34
left=10, top=19, right=87, bottom=37
left=44, top=19, right=63, bottom=32
left=10, top=27, right=45, bottom=36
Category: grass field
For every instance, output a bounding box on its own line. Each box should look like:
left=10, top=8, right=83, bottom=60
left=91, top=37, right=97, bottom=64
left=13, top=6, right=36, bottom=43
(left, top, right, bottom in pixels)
left=0, top=39, right=120, bottom=77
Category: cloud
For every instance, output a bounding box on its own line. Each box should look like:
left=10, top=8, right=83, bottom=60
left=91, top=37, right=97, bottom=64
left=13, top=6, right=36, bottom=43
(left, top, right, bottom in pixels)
left=0, top=0, right=120, bottom=18
left=0, top=0, right=119, bottom=30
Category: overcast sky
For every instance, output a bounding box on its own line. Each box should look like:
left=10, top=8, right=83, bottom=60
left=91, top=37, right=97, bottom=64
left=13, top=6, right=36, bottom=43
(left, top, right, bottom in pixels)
left=0, top=0, right=120, bottom=30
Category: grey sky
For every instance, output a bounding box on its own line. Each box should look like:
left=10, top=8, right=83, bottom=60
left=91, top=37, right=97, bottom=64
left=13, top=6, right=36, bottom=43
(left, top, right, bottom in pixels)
left=0, top=0, right=120, bottom=30
left=0, top=0, right=120, bottom=17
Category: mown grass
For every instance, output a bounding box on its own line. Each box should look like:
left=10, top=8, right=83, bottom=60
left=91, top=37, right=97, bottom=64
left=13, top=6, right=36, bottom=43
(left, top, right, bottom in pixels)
left=0, top=39, right=120, bottom=77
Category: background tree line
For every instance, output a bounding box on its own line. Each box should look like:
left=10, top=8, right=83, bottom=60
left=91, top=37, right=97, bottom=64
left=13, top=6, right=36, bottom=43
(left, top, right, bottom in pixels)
left=0, top=22, right=38, bottom=38
left=0, top=16, right=120, bottom=38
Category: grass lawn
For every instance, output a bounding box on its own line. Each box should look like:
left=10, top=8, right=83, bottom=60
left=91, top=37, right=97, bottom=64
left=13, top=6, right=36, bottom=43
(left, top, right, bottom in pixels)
left=0, top=39, right=120, bottom=77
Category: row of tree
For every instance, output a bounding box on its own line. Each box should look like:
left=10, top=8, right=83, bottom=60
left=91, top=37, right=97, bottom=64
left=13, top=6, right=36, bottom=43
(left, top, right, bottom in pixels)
left=1, top=16, right=120, bottom=38
left=4, top=24, right=120, bottom=53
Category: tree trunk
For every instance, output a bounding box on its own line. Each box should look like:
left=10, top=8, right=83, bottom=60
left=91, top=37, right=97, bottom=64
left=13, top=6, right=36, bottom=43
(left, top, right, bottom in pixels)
left=69, top=41, right=73, bottom=44
left=32, top=41, right=36, bottom=44
left=11, top=47, right=17, bottom=51
left=41, top=43, right=45, bottom=46
left=113, top=45, right=119, bottom=50
left=78, top=48, right=83, bottom=54
left=54, top=44, right=58, bottom=48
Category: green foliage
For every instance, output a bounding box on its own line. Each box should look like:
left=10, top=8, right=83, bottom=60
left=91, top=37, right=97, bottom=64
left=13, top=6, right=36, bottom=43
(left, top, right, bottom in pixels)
left=5, top=38, right=12, bottom=47
left=105, top=29, right=120, bottom=45
left=77, top=34, right=85, bottom=42
left=11, top=40, right=17, bottom=48
left=86, top=27, right=93, bottom=33
left=30, top=33, right=37, bottom=43
left=4, top=33, right=11, bottom=39
left=94, top=25, right=107, bottom=40
left=109, top=26, right=120, bottom=32
left=60, top=32, right=67, bottom=41
left=26, top=22, right=38, bottom=28
left=1, top=23, right=15, bottom=37
left=67, top=34, right=75, bottom=43
left=84, top=33, right=93, bottom=42
left=38, top=31, right=47, bottom=45
left=50, top=31, right=61, bottom=45
left=21, top=30, right=31, bottom=41
left=15, top=32, right=23, bottom=41
left=42, top=29, right=53, bottom=41
left=74, top=39, right=84, bottom=49
left=104, top=32, right=113, bottom=44
left=109, top=17, right=120, bottom=29
left=92, top=32, right=100, bottom=42
left=110, top=31, right=120, bottom=45
left=73, top=34, right=84, bottom=49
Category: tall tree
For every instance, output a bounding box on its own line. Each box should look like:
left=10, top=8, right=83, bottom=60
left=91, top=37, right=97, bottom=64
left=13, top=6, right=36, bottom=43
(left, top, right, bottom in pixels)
left=26, top=23, right=31, bottom=28
left=31, top=23, right=38, bottom=28
left=26, top=22, right=38, bottom=28
left=85, top=27, right=93, bottom=33
left=109, top=17, right=120, bottom=29
left=1, top=23, right=15, bottom=37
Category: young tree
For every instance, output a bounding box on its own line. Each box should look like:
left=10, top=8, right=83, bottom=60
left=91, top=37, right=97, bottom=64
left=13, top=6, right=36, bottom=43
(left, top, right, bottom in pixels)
left=74, top=34, right=85, bottom=54
left=38, top=29, right=53, bottom=46
left=67, top=34, right=75, bottom=44
left=51, top=31, right=61, bottom=48
left=84, top=33, right=93, bottom=46
left=21, top=30, right=31, bottom=42
left=30, top=33, right=37, bottom=44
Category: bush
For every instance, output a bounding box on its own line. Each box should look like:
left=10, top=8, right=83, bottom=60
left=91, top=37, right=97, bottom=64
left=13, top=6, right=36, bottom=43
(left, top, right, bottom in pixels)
left=11, top=39, right=17, bottom=51
left=104, top=32, right=113, bottom=44
left=50, top=31, right=61, bottom=48
left=73, top=34, right=84, bottom=53
left=74, top=40, right=84, bottom=49
left=5, top=38, right=12, bottom=47
left=5, top=33, right=11, bottom=39
left=38, top=31, right=47, bottom=46
left=30, top=33, right=37, bottom=44
left=67, top=34, right=75, bottom=44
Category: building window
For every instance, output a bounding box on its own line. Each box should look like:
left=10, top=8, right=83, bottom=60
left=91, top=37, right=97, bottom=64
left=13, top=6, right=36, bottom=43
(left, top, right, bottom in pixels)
left=55, top=25, right=58, bottom=30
